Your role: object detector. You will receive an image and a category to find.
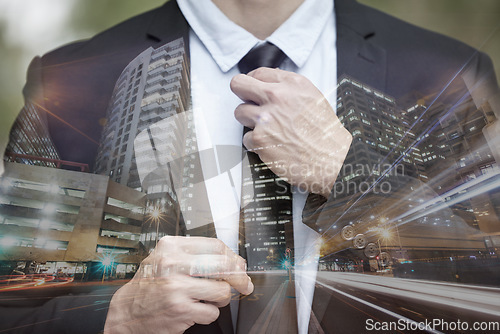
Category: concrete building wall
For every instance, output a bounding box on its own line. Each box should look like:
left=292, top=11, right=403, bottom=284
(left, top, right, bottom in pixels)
left=0, top=162, right=146, bottom=268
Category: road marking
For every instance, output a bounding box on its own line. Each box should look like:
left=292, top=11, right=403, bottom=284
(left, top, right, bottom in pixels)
left=400, top=307, right=424, bottom=317
left=316, top=280, right=443, bottom=334
left=248, top=281, right=287, bottom=334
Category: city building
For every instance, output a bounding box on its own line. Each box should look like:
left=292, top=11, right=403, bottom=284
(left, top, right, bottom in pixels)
left=93, top=37, right=291, bottom=264
left=314, top=75, right=499, bottom=268
left=0, top=162, right=146, bottom=279
left=94, top=37, right=190, bottom=190
left=400, top=91, right=500, bottom=233
left=4, top=102, right=60, bottom=167
left=241, top=159, right=291, bottom=270
left=93, top=37, right=199, bottom=245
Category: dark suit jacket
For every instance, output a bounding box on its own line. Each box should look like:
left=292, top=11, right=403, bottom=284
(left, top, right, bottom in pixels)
left=3, top=0, right=498, bottom=333
left=14, top=0, right=497, bottom=168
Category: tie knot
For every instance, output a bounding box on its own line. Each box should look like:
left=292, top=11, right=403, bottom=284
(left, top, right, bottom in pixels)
left=238, top=42, right=287, bottom=74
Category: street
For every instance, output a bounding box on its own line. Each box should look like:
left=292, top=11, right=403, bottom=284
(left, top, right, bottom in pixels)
left=312, top=272, right=500, bottom=333
left=1, top=272, right=499, bottom=333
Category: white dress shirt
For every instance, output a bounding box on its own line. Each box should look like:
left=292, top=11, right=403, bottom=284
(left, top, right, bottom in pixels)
left=177, top=0, right=337, bottom=332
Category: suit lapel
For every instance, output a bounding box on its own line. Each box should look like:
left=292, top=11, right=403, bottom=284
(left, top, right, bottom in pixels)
left=335, top=0, right=387, bottom=91
left=145, top=0, right=190, bottom=48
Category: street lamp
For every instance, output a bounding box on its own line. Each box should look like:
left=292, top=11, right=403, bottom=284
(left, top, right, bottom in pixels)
left=379, top=228, right=392, bottom=242
left=0, top=236, right=18, bottom=248
left=150, top=207, right=161, bottom=220
left=100, top=254, right=114, bottom=283
left=376, top=226, right=394, bottom=270
left=145, top=204, right=166, bottom=251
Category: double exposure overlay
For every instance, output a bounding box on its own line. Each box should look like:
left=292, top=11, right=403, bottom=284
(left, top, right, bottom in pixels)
left=1, top=0, right=500, bottom=333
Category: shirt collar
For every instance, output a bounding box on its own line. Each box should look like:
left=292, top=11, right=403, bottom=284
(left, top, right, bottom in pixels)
left=177, top=0, right=334, bottom=72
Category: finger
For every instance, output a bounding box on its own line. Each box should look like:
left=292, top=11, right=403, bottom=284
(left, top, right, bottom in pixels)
left=230, top=74, right=268, bottom=105
left=243, top=130, right=256, bottom=151
left=191, top=255, right=251, bottom=294
left=189, top=302, right=220, bottom=325
left=184, top=237, right=231, bottom=255
left=159, top=236, right=235, bottom=256
left=184, top=277, right=232, bottom=307
left=151, top=254, right=242, bottom=279
left=223, top=271, right=254, bottom=295
left=187, top=255, right=253, bottom=295
left=247, top=67, right=287, bottom=83
left=234, top=103, right=261, bottom=128
left=188, top=254, right=245, bottom=277
left=152, top=253, right=244, bottom=278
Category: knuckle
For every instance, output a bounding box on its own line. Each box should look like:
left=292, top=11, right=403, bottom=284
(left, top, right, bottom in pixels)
left=264, top=87, right=283, bottom=103
left=288, top=73, right=307, bottom=86
left=221, top=283, right=232, bottom=304
left=157, top=257, right=189, bottom=277
left=230, top=74, right=244, bottom=91
left=251, top=128, right=265, bottom=147
left=157, top=235, right=171, bottom=249
left=213, top=282, right=232, bottom=302
left=199, top=305, right=220, bottom=324
left=234, top=103, right=245, bottom=119
left=213, top=238, right=226, bottom=252
left=252, top=67, right=267, bottom=77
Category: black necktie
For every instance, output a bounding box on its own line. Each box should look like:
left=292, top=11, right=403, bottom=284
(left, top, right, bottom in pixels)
left=237, top=43, right=294, bottom=270
left=238, top=42, right=287, bottom=74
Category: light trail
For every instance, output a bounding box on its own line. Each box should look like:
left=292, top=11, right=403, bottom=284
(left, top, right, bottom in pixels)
left=316, top=272, right=500, bottom=318
left=32, top=101, right=99, bottom=145
left=311, top=23, right=500, bottom=247
left=298, top=72, right=500, bottom=264
left=393, top=171, right=500, bottom=226
left=0, top=274, right=73, bottom=292
left=326, top=84, right=477, bottom=235
left=361, top=163, right=500, bottom=226
left=315, top=278, right=443, bottom=334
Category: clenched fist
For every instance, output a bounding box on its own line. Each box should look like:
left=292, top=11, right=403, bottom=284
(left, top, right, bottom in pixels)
left=104, top=236, right=253, bottom=334
left=231, top=68, right=352, bottom=198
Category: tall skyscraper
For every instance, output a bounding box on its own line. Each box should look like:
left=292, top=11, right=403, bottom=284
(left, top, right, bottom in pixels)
left=93, top=39, right=292, bottom=262
left=94, top=38, right=190, bottom=189
left=91, top=38, right=250, bottom=252
left=310, top=75, right=493, bottom=262
left=4, top=102, right=60, bottom=167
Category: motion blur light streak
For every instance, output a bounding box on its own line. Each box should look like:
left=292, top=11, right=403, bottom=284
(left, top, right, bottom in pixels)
left=316, top=272, right=500, bottom=317
left=0, top=274, right=74, bottom=292
left=393, top=169, right=500, bottom=227
left=32, top=101, right=99, bottom=146
left=315, top=275, right=444, bottom=334
left=313, top=45, right=495, bottom=253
